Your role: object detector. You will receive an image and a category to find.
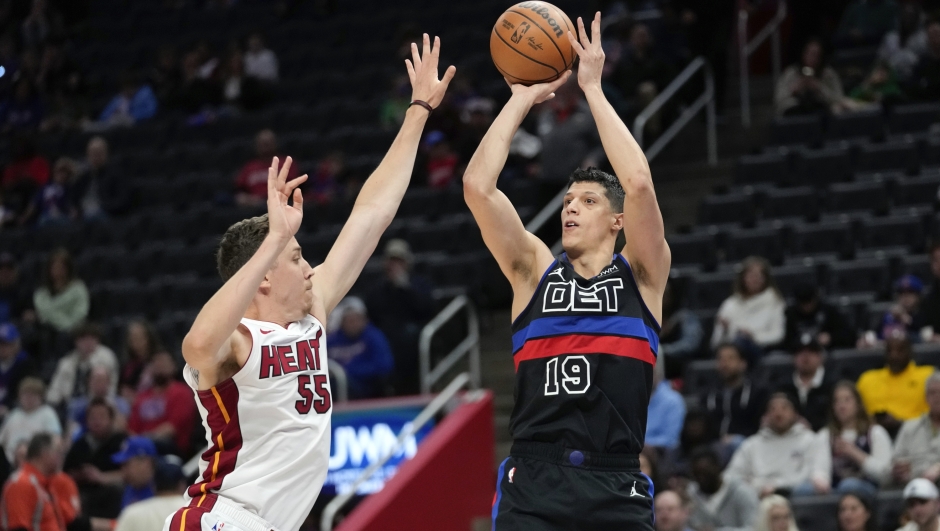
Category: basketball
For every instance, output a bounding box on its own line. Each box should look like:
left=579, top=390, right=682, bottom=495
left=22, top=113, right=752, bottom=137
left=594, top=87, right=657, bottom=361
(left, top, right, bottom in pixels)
left=490, top=1, right=575, bottom=85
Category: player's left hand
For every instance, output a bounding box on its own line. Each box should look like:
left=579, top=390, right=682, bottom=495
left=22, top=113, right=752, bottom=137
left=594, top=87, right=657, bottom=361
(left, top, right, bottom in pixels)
left=567, top=12, right=605, bottom=90
left=405, top=34, right=456, bottom=109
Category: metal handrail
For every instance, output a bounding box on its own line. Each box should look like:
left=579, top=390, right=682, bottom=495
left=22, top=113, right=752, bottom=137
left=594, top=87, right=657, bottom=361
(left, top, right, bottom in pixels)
left=634, top=56, right=717, bottom=166
left=739, top=0, right=787, bottom=127
left=327, top=359, right=349, bottom=403
left=320, top=372, right=473, bottom=531
left=419, top=294, right=480, bottom=394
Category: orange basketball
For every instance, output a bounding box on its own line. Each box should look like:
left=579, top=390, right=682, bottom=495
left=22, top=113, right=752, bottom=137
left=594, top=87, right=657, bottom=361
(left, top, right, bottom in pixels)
left=490, top=1, right=576, bottom=85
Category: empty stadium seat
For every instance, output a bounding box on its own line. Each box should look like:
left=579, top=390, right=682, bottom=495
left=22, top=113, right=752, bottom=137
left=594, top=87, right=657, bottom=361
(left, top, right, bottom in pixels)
left=791, top=495, right=840, bottom=531
left=760, top=186, right=819, bottom=221
left=698, top=193, right=756, bottom=226
left=859, top=214, right=926, bottom=252
left=667, top=233, right=719, bottom=269
left=828, top=260, right=891, bottom=298
left=914, top=343, right=940, bottom=368
left=688, top=270, right=735, bottom=310
left=771, top=264, right=818, bottom=299
left=792, top=147, right=853, bottom=186
left=759, top=352, right=794, bottom=388
left=789, top=221, right=854, bottom=259
left=735, top=152, right=789, bottom=185
left=889, top=102, right=940, bottom=134
left=827, top=109, right=885, bottom=142
left=769, top=115, right=823, bottom=147
left=682, top=359, right=719, bottom=396
left=724, top=226, right=785, bottom=264
left=857, top=140, right=920, bottom=173
left=902, top=254, right=931, bottom=281
left=894, top=173, right=940, bottom=207
left=877, top=490, right=905, bottom=531
left=828, top=181, right=890, bottom=214
left=828, top=348, right=884, bottom=382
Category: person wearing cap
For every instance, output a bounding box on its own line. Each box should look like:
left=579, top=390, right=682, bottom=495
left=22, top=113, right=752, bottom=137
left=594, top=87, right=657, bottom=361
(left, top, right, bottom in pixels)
left=46, top=321, right=118, bottom=411
left=777, top=334, right=835, bottom=431
left=0, top=322, right=37, bottom=419
left=724, top=392, right=831, bottom=498
left=114, top=457, right=186, bottom=531
left=898, top=478, right=940, bottom=531
left=112, top=436, right=157, bottom=509
left=880, top=275, right=929, bottom=341
left=1, top=433, right=69, bottom=531
left=0, top=377, right=61, bottom=463
left=892, top=373, right=940, bottom=486
left=783, top=282, right=856, bottom=351
left=365, top=238, right=434, bottom=395
left=857, top=335, right=933, bottom=437
left=0, top=253, right=33, bottom=325
left=327, top=297, right=395, bottom=399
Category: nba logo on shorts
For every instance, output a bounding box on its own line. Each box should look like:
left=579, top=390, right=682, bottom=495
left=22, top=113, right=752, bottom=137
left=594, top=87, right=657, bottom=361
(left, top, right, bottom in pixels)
left=211, top=522, right=225, bottom=531
left=508, top=467, right=516, bottom=484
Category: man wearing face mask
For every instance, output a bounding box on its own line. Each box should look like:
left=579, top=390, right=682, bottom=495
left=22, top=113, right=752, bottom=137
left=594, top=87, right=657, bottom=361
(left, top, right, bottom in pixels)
left=127, top=352, right=195, bottom=455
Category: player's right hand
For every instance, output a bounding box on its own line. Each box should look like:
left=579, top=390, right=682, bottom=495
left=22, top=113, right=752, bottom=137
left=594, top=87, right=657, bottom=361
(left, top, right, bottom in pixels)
left=506, top=70, right=572, bottom=105
left=266, top=156, right=308, bottom=243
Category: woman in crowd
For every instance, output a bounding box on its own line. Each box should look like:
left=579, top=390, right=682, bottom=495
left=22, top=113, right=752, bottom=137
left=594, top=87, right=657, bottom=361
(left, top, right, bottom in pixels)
left=33, top=248, right=89, bottom=357
left=119, top=319, right=161, bottom=401
left=775, top=38, right=848, bottom=116
left=817, top=382, right=892, bottom=496
left=755, top=494, right=800, bottom=531
left=838, top=492, right=876, bottom=531
left=711, top=256, right=786, bottom=350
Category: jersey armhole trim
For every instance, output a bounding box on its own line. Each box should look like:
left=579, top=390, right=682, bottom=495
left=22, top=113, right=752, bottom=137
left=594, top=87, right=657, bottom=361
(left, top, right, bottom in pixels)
left=511, top=259, right=559, bottom=329
left=616, top=254, right=661, bottom=331
left=194, top=324, right=254, bottom=393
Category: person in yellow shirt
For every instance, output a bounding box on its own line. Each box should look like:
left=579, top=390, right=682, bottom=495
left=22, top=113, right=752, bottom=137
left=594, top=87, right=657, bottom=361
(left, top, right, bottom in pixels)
left=857, top=336, right=934, bottom=437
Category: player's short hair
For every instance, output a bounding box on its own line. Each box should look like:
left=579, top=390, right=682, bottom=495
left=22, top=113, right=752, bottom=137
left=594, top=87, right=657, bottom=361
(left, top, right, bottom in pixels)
left=217, top=214, right=270, bottom=281
left=567, top=167, right=625, bottom=213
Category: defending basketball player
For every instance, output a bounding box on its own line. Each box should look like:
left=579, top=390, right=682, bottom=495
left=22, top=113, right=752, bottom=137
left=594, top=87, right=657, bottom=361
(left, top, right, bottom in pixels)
left=164, top=35, right=455, bottom=531
left=464, top=13, right=670, bottom=531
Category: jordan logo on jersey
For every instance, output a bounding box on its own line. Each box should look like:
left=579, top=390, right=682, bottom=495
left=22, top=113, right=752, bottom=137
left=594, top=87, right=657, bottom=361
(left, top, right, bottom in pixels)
left=542, top=278, right=624, bottom=313
left=259, top=328, right=323, bottom=379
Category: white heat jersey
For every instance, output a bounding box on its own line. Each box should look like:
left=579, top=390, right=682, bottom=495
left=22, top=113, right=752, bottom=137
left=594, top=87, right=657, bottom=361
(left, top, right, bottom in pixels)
left=181, top=315, right=331, bottom=531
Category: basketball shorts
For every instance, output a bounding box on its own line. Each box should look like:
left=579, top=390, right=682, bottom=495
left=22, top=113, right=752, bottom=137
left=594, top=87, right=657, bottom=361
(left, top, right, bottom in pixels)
left=491, top=441, right=655, bottom=531
left=163, top=494, right=278, bottom=531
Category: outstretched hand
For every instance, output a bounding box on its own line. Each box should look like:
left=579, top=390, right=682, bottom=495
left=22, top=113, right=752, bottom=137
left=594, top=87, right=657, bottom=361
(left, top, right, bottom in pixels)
left=506, top=70, right=572, bottom=105
left=567, top=12, right=605, bottom=90
left=266, top=156, right=308, bottom=243
left=405, top=34, right=456, bottom=109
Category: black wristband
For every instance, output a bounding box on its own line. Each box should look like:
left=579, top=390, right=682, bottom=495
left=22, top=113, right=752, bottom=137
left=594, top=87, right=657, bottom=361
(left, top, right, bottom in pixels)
left=409, top=99, right=433, bottom=113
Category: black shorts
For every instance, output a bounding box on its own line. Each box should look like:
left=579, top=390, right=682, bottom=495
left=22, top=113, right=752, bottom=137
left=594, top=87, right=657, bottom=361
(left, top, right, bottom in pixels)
left=491, top=441, right=656, bottom=531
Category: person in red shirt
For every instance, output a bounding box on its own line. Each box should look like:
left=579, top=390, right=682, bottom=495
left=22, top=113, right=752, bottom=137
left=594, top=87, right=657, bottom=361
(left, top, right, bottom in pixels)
left=234, top=129, right=297, bottom=206
left=127, top=352, right=195, bottom=455
left=1, top=433, right=66, bottom=531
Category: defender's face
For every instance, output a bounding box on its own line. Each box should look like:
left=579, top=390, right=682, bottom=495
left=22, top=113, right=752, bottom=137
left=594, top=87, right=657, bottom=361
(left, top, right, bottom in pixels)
left=561, top=182, right=622, bottom=254
left=265, top=238, right=315, bottom=319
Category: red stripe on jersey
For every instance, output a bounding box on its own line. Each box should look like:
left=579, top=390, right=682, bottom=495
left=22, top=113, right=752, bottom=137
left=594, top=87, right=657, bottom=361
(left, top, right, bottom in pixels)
left=513, top=334, right=656, bottom=371
left=187, top=378, right=243, bottom=499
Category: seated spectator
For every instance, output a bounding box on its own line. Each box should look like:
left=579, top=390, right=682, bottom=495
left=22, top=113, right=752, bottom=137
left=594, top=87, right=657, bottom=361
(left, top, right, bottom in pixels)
left=834, top=0, right=900, bottom=48
left=1, top=433, right=69, bottom=531
left=838, top=492, right=876, bottom=531
left=63, top=398, right=125, bottom=519
left=0, top=253, right=34, bottom=325
left=23, top=156, right=77, bottom=226
left=0, top=78, right=44, bottom=132
left=872, top=275, right=928, bottom=343
left=2, top=136, right=50, bottom=223
left=659, top=279, right=703, bottom=376
left=920, top=244, right=940, bottom=335
left=908, top=18, right=940, bottom=102
left=327, top=297, right=395, bottom=400
left=878, top=3, right=927, bottom=81
left=725, top=393, right=831, bottom=497
left=68, top=366, right=130, bottom=435
left=775, top=39, right=848, bottom=117
left=34, top=248, right=89, bottom=337
left=0, top=323, right=37, bottom=419
left=711, top=257, right=785, bottom=349
left=785, top=283, right=856, bottom=351
left=71, top=136, right=130, bottom=218
left=148, top=45, right=181, bottom=104
left=754, top=495, right=799, bottom=531
left=608, top=23, right=677, bottom=136
left=848, top=61, right=905, bottom=108
left=244, top=32, right=278, bottom=82
left=857, top=335, right=933, bottom=435
left=687, top=448, right=759, bottom=531
left=114, top=459, right=186, bottom=531
left=778, top=335, right=834, bottom=431
left=655, top=490, right=693, bottom=531
left=536, top=76, right=601, bottom=183
left=97, top=72, right=158, bottom=127
left=47, top=321, right=118, bottom=410
left=304, top=151, right=345, bottom=206
left=127, top=352, right=195, bottom=455
left=119, top=320, right=161, bottom=401
left=366, top=239, right=434, bottom=395
left=892, top=373, right=940, bottom=486
left=818, top=381, right=892, bottom=496
left=899, top=478, right=940, bottom=531
left=235, top=129, right=297, bottom=207
left=111, top=436, right=157, bottom=510
left=0, top=377, right=61, bottom=463
left=702, top=341, right=767, bottom=442
left=646, top=355, right=686, bottom=451
left=220, top=51, right=268, bottom=112
left=176, top=50, right=223, bottom=113
left=423, top=130, right=459, bottom=189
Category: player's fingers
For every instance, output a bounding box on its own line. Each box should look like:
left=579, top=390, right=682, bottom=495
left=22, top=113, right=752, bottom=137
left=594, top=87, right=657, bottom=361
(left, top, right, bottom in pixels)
left=592, top=12, right=602, bottom=46
left=278, top=156, right=293, bottom=190
left=546, top=70, right=571, bottom=92
left=438, top=65, right=456, bottom=93
left=292, top=187, right=303, bottom=209
left=577, top=17, right=589, bottom=47
left=405, top=59, right=416, bottom=84
left=567, top=31, right=585, bottom=55
left=426, top=35, right=440, bottom=72
left=411, top=42, right=421, bottom=69
left=422, top=33, right=430, bottom=62
left=288, top=173, right=309, bottom=194
left=267, top=157, right=278, bottom=196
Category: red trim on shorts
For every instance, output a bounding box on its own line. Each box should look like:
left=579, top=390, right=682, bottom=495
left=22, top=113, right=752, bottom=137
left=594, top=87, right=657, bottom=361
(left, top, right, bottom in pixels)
left=187, top=378, right=243, bottom=499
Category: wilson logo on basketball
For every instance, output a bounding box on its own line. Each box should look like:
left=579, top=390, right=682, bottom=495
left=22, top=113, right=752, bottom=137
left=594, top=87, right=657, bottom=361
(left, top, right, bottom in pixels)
left=518, top=1, right=564, bottom=37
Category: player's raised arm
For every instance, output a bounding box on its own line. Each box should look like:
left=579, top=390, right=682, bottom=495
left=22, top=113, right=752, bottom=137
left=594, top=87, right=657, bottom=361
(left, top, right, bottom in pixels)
left=463, top=72, right=570, bottom=302
left=568, top=13, right=671, bottom=300
left=311, top=34, right=455, bottom=318
left=182, top=157, right=307, bottom=373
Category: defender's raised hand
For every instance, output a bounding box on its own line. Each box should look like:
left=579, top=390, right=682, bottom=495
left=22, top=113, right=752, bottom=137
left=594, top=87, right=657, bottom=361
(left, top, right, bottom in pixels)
left=266, top=156, right=307, bottom=243
left=567, top=12, right=605, bottom=90
left=405, top=34, right=456, bottom=109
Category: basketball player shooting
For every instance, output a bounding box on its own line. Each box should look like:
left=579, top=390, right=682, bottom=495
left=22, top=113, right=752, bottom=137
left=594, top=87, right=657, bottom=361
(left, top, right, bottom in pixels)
left=464, top=13, right=670, bottom=531
left=163, top=35, right=455, bottom=531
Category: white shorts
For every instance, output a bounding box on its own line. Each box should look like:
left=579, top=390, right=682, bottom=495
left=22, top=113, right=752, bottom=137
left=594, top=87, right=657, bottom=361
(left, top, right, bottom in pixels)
left=162, top=494, right=279, bottom=531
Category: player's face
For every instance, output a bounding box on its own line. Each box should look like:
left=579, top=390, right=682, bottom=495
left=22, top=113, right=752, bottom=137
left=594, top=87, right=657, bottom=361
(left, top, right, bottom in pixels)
left=265, top=238, right=315, bottom=319
left=560, top=182, right=622, bottom=255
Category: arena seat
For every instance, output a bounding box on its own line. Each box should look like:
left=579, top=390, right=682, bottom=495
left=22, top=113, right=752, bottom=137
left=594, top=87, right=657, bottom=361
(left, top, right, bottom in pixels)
left=914, top=343, right=940, bottom=368
left=698, top=193, right=756, bottom=226
left=877, top=490, right=905, bottom=531
left=792, top=494, right=841, bottom=531
left=760, top=186, right=819, bottom=221
left=859, top=214, right=927, bottom=252
left=735, top=152, right=789, bottom=186
left=759, top=351, right=794, bottom=388
left=828, top=259, right=891, bottom=298
left=888, top=102, right=940, bottom=134
left=827, top=109, right=885, bottom=142
left=769, top=263, right=817, bottom=298
left=857, top=140, right=920, bottom=174
left=724, top=226, right=785, bottom=265
left=894, top=173, right=940, bottom=207
left=668, top=233, right=719, bottom=270
left=688, top=270, right=735, bottom=310
left=827, top=181, right=890, bottom=215
left=682, top=359, right=720, bottom=396
left=789, top=221, right=854, bottom=259
left=769, top=115, right=823, bottom=147
left=902, top=254, right=931, bottom=280
left=828, top=348, right=884, bottom=382
left=792, top=146, right=853, bottom=187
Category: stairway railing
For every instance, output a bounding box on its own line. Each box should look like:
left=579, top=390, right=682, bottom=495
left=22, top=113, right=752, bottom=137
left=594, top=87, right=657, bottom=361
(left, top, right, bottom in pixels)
left=738, top=0, right=787, bottom=127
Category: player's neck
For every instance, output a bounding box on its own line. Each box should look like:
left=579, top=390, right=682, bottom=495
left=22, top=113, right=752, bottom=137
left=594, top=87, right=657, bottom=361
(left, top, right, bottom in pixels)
left=565, top=246, right=616, bottom=279
left=244, top=300, right=294, bottom=329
